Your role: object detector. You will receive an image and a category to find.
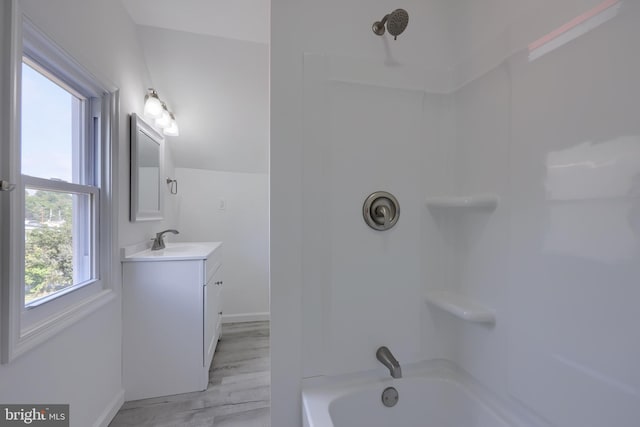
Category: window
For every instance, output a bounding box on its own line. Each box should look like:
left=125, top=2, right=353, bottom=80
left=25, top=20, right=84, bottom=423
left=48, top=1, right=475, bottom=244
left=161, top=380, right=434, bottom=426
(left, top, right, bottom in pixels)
left=0, top=16, right=117, bottom=363
left=22, top=59, right=98, bottom=308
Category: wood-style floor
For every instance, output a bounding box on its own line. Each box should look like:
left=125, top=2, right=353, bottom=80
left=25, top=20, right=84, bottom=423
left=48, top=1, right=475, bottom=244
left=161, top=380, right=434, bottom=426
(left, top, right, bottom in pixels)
left=109, top=321, right=270, bottom=427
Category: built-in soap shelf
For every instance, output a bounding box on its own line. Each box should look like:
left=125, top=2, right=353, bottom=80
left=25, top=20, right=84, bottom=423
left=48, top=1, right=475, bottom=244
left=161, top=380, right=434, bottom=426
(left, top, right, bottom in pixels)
left=425, top=291, right=495, bottom=324
left=425, top=194, right=499, bottom=210
left=425, top=194, right=498, bottom=324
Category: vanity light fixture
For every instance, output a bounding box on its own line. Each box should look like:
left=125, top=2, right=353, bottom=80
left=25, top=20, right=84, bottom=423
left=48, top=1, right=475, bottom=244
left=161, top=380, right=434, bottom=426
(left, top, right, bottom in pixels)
left=143, top=88, right=180, bottom=137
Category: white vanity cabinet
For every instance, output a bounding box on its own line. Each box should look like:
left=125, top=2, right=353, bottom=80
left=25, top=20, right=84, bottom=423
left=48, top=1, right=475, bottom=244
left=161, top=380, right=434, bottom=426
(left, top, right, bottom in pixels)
left=122, top=242, right=223, bottom=401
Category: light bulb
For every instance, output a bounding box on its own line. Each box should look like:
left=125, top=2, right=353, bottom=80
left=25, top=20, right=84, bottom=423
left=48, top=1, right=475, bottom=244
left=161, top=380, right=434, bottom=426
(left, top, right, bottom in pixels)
left=143, top=89, right=163, bottom=118
left=155, top=104, right=171, bottom=128
left=164, top=113, right=179, bottom=136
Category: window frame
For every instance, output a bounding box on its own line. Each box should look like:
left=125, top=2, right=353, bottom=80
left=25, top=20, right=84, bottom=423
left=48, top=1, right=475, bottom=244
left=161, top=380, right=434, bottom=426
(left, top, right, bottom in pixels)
left=21, top=60, right=99, bottom=309
left=0, top=10, right=119, bottom=363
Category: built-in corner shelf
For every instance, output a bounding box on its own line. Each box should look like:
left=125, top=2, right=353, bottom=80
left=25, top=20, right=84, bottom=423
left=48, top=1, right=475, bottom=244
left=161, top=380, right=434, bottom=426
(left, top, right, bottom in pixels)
left=425, top=291, right=495, bottom=324
left=425, top=194, right=499, bottom=211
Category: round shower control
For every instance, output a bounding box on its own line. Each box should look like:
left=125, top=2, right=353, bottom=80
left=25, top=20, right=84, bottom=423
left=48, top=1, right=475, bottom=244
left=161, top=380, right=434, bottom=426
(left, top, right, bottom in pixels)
left=363, top=191, right=400, bottom=231
left=381, top=386, right=399, bottom=407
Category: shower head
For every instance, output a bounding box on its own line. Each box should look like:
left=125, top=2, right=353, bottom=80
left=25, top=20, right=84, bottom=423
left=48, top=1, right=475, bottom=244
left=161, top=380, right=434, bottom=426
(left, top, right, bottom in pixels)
left=372, top=9, right=409, bottom=40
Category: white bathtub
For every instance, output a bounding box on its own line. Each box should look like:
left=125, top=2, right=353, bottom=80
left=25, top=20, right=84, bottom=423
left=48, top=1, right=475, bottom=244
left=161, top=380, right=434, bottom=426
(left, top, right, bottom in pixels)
left=303, top=360, right=527, bottom=427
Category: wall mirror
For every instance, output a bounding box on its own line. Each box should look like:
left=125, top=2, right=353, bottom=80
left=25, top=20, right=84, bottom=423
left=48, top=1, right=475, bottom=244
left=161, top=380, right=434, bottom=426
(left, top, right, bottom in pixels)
left=130, top=113, right=164, bottom=222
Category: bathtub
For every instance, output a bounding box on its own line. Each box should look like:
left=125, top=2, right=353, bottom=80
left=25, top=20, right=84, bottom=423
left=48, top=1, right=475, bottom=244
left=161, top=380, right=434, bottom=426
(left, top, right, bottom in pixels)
left=303, top=360, right=527, bottom=427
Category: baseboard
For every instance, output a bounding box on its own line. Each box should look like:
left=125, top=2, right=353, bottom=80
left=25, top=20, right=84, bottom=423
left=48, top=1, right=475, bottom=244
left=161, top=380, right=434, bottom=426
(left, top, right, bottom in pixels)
left=93, top=388, right=125, bottom=427
left=222, top=312, right=270, bottom=323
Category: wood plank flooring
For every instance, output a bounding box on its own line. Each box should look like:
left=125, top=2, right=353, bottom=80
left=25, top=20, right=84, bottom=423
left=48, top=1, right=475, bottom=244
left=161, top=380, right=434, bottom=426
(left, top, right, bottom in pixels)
left=109, top=321, right=270, bottom=427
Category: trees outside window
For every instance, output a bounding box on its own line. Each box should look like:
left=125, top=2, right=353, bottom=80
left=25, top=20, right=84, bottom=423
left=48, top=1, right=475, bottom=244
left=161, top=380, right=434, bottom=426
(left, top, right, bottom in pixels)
left=24, top=190, right=73, bottom=303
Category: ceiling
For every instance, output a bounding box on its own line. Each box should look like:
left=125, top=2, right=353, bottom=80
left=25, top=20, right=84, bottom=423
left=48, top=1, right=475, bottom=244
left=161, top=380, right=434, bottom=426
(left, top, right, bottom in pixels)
left=120, top=0, right=270, bottom=44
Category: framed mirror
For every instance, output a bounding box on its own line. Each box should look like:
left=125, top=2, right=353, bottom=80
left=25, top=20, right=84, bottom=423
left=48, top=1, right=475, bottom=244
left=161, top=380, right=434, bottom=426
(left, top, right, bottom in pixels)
left=130, top=113, right=164, bottom=222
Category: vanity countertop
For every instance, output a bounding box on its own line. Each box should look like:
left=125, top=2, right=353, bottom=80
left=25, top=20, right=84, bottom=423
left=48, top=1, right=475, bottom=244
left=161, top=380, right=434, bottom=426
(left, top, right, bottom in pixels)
left=122, top=242, right=222, bottom=262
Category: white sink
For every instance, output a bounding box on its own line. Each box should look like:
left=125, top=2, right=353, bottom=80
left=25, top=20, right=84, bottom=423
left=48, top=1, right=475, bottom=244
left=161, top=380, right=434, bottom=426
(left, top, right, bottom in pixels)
left=159, top=243, right=207, bottom=253
left=122, top=242, right=222, bottom=262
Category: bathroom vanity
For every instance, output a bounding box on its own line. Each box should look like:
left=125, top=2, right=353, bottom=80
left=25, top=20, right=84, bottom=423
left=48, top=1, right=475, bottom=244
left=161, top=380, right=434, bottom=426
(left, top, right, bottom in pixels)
left=121, top=242, right=223, bottom=401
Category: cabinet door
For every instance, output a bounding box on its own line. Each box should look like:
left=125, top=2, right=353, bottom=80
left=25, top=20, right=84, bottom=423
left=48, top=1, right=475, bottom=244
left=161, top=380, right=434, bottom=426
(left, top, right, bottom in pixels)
left=204, top=265, right=222, bottom=368
left=123, top=260, right=204, bottom=400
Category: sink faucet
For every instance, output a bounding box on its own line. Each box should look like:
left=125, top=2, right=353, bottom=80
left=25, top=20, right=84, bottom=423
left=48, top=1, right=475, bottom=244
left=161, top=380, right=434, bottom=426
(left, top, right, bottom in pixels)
left=151, top=229, right=179, bottom=250
left=376, top=346, right=402, bottom=378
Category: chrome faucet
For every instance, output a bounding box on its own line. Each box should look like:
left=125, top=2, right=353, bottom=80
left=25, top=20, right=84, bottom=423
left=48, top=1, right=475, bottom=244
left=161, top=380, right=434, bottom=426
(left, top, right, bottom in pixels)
left=376, top=346, right=402, bottom=379
left=151, top=229, right=179, bottom=250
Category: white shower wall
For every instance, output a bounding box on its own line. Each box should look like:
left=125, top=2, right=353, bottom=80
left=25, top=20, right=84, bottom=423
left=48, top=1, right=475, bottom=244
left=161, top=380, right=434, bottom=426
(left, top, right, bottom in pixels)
left=300, top=54, right=455, bottom=378
left=271, top=0, right=640, bottom=426
left=445, top=1, right=640, bottom=426
left=271, top=3, right=457, bottom=424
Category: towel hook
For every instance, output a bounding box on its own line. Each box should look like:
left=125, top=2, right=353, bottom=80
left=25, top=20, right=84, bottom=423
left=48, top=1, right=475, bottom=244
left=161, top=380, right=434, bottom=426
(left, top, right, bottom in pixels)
left=166, top=178, right=178, bottom=195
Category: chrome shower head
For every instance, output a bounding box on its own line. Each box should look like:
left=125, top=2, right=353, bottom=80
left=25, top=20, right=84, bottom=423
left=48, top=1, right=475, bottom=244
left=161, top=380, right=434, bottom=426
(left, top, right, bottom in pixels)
left=372, top=9, right=409, bottom=40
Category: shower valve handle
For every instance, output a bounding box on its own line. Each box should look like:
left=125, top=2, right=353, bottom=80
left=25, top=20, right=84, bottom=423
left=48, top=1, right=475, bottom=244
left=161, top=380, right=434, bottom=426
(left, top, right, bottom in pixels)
left=374, top=205, right=391, bottom=226
left=363, top=191, right=399, bottom=231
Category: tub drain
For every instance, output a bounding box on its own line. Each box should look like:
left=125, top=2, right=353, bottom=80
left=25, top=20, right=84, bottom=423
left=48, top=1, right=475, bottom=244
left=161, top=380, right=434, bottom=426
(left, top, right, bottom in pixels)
left=381, top=386, right=399, bottom=407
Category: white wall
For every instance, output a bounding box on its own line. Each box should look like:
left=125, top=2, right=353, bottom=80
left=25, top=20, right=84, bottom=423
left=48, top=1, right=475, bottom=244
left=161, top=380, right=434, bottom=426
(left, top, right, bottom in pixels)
left=273, top=0, right=640, bottom=426
left=300, top=54, right=454, bottom=378
left=174, top=168, right=269, bottom=322
left=438, top=0, right=640, bottom=426
left=271, top=1, right=455, bottom=425
left=0, top=1, right=179, bottom=426
left=271, top=2, right=305, bottom=424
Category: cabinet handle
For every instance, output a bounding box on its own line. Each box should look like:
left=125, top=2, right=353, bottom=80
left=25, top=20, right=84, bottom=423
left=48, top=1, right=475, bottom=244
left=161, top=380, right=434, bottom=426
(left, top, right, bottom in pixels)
left=215, top=281, right=223, bottom=285
left=218, top=311, right=223, bottom=315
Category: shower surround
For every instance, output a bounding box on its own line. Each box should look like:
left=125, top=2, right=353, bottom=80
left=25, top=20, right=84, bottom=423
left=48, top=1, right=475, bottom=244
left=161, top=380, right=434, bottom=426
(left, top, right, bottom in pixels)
left=271, top=0, right=640, bottom=426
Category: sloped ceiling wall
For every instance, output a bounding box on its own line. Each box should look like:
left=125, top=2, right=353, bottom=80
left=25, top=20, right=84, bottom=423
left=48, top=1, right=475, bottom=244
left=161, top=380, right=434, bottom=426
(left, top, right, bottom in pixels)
left=121, top=0, right=270, bottom=44
left=136, top=25, right=269, bottom=173
left=121, top=0, right=269, bottom=174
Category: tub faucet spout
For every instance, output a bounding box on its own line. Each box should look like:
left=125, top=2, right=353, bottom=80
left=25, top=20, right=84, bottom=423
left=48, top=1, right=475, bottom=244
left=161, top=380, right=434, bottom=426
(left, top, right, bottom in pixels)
left=376, top=346, right=402, bottom=379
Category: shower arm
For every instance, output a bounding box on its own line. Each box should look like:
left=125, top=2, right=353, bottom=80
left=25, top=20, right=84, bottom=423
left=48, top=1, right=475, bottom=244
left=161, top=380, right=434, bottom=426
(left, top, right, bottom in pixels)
left=372, top=14, right=390, bottom=36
